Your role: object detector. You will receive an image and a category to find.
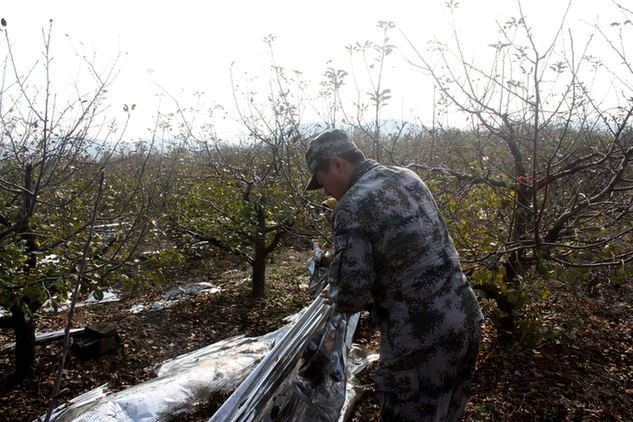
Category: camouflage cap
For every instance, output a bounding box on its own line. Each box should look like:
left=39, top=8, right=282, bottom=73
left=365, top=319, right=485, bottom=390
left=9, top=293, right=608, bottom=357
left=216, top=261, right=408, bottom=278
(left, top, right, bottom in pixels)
left=304, top=129, right=360, bottom=191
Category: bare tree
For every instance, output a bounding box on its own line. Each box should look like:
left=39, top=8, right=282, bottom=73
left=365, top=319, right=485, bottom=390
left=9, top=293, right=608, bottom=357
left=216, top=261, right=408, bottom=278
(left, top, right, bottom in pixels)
left=166, top=37, right=310, bottom=297
left=401, top=1, right=633, bottom=332
left=0, top=20, right=160, bottom=379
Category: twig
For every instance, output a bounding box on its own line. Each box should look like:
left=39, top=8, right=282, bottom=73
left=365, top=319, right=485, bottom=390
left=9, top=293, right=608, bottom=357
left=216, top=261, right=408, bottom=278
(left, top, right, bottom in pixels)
left=43, top=171, right=105, bottom=422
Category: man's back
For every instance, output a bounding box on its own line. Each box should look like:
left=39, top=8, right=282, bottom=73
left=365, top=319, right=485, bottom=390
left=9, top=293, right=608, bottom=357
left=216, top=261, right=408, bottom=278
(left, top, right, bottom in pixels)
left=304, top=128, right=482, bottom=420
left=331, top=160, right=483, bottom=361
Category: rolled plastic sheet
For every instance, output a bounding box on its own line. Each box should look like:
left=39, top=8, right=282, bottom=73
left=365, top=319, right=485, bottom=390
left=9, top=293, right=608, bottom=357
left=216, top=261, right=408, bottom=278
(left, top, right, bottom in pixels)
left=209, top=295, right=334, bottom=422
left=306, top=245, right=330, bottom=296
left=42, top=384, right=111, bottom=422
left=209, top=243, right=369, bottom=422
left=258, top=312, right=358, bottom=422
left=253, top=340, right=376, bottom=422
left=210, top=310, right=374, bottom=422
left=38, top=328, right=290, bottom=422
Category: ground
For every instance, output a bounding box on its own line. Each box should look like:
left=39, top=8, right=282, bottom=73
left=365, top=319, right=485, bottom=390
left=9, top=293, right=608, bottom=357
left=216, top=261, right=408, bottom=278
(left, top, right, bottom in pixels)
left=1, top=247, right=632, bottom=421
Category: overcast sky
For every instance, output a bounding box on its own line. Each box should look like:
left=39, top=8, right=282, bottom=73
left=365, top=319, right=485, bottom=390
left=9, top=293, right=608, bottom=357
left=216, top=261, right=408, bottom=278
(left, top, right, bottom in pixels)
left=2, top=0, right=629, bottom=141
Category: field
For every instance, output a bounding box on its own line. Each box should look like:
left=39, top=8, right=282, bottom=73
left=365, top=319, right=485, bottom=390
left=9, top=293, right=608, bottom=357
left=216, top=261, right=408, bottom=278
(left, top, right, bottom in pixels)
left=1, top=246, right=631, bottom=422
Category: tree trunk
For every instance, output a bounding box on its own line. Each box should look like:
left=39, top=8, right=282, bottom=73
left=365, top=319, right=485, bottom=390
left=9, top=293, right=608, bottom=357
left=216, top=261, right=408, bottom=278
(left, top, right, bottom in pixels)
left=252, top=244, right=266, bottom=298
left=497, top=260, right=520, bottom=333
left=10, top=306, right=36, bottom=380
left=492, top=163, right=532, bottom=334
left=8, top=163, right=39, bottom=379
left=251, top=205, right=268, bottom=298
left=494, top=281, right=516, bottom=335
left=474, top=284, right=515, bottom=335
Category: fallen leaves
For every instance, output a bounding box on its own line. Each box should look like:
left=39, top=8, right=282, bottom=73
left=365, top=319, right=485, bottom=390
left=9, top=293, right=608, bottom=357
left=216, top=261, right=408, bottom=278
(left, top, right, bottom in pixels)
left=1, top=249, right=631, bottom=421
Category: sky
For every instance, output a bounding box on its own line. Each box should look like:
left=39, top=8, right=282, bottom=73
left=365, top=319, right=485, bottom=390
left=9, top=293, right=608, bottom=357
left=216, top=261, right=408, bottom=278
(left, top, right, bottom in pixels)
left=1, top=0, right=630, bottom=141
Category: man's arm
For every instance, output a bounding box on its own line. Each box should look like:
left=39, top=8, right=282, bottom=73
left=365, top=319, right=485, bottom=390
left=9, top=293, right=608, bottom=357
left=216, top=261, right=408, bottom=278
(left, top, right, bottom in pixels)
left=329, top=208, right=375, bottom=314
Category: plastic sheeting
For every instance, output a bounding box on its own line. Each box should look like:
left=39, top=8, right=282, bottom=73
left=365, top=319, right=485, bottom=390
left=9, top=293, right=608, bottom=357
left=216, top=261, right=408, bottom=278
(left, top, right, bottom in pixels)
left=261, top=339, right=376, bottom=422
left=36, top=314, right=376, bottom=422
left=2, top=328, right=85, bottom=351
left=306, top=245, right=331, bottom=296
left=129, top=282, right=221, bottom=314
left=0, top=306, right=10, bottom=318
left=255, top=312, right=360, bottom=422
left=41, top=289, right=121, bottom=313
left=43, top=384, right=111, bottom=422
left=209, top=296, right=334, bottom=421
left=338, top=344, right=379, bottom=422
left=38, top=328, right=289, bottom=422
left=38, top=245, right=377, bottom=422
left=209, top=244, right=366, bottom=422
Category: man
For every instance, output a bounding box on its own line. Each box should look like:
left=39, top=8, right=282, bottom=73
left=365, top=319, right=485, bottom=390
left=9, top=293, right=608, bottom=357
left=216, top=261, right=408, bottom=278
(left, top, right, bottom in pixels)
left=304, top=129, right=483, bottom=422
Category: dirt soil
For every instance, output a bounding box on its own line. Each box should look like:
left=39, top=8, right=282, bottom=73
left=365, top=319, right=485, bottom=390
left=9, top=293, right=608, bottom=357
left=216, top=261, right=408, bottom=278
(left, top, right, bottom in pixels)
left=350, top=280, right=633, bottom=422
left=1, top=248, right=632, bottom=421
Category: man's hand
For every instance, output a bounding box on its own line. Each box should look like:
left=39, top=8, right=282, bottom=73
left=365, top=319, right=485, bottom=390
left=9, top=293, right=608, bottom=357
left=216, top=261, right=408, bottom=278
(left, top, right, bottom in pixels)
left=321, top=197, right=337, bottom=224
left=320, top=286, right=334, bottom=305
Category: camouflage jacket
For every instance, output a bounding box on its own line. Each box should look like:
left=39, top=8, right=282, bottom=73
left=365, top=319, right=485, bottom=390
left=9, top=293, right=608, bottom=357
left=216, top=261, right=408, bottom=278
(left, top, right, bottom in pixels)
left=329, top=160, right=483, bottom=362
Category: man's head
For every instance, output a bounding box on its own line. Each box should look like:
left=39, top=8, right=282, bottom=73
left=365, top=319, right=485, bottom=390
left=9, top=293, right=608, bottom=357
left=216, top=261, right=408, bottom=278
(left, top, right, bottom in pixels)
left=305, top=129, right=365, bottom=200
